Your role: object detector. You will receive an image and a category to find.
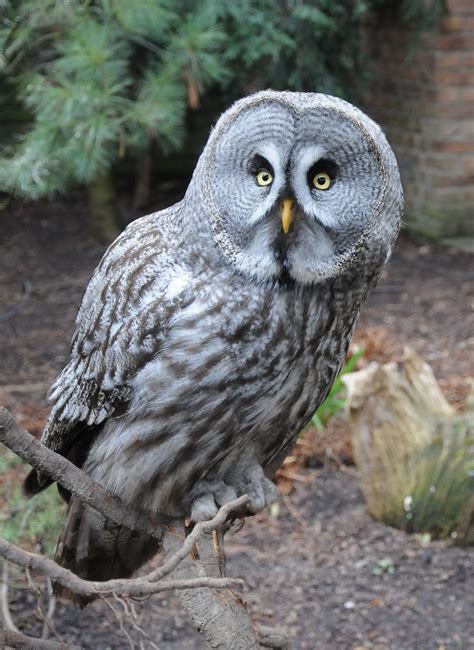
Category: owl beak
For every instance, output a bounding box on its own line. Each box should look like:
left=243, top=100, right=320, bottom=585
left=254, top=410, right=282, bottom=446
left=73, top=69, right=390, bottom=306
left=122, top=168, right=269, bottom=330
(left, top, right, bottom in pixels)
left=281, top=197, right=295, bottom=234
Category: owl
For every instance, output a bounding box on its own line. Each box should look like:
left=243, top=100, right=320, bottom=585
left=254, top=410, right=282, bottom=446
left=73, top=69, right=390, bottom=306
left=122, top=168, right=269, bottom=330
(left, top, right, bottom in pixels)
left=25, top=91, right=403, bottom=590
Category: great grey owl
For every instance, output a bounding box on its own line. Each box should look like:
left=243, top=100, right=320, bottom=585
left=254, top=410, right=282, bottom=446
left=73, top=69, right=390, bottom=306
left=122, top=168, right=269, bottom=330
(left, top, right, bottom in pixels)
left=25, top=91, right=403, bottom=593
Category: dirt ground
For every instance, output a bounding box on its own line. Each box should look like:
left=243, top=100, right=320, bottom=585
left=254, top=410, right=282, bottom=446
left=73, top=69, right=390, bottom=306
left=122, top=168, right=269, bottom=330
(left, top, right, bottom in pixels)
left=0, top=194, right=473, bottom=649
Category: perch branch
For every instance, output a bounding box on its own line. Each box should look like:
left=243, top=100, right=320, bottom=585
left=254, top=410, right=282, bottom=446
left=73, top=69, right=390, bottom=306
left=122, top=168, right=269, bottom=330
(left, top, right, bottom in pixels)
left=163, top=528, right=260, bottom=649
left=0, top=407, right=248, bottom=597
left=145, top=495, right=250, bottom=583
left=0, top=533, right=243, bottom=599
left=0, top=407, right=165, bottom=539
left=0, top=406, right=260, bottom=647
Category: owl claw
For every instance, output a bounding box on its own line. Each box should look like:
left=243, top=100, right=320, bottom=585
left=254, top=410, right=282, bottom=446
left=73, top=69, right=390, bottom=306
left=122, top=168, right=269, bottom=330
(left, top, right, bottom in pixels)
left=188, top=466, right=278, bottom=522
left=188, top=479, right=237, bottom=522
left=190, top=494, right=219, bottom=522
left=228, top=462, right=279, bottom=514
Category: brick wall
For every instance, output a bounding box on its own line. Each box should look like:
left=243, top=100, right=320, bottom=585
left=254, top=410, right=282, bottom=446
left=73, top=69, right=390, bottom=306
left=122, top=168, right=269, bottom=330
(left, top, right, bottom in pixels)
left=359, top=0, right=474, bottom=238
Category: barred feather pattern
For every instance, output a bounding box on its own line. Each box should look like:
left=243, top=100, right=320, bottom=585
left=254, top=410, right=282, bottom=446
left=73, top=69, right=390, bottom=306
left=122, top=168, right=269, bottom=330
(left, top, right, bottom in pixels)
left=83, top=259, right=372, bottom=516
left=29, top=91, right=403, bottom=583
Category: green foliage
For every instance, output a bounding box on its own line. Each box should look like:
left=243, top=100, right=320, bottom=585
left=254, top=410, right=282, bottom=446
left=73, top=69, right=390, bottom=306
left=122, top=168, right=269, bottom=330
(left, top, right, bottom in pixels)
left=0, top=0, right=212, bottom=197
left=371, top=0, right=444, bottom=30
left=388, top=418, right=474, bottom=545
left=0, top=449, right=65, bottom=557
left=0, top=0, right=444, bottom=200
left=214, top=0, right=376, bottom=96
left=373, top=557, right=395, bottom=576
left=311, top=347, right=364, bottom=430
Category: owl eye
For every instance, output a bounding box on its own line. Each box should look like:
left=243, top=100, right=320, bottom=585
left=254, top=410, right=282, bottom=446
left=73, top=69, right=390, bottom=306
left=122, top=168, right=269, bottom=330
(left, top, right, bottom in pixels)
left=256, top=168, right=273, bottom=186
left=312, top=172, right=332, bottom=190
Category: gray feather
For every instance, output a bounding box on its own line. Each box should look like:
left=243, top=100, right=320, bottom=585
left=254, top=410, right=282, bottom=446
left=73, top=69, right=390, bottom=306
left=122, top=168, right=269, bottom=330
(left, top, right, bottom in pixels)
left=25, top=91, right=403, bottom=588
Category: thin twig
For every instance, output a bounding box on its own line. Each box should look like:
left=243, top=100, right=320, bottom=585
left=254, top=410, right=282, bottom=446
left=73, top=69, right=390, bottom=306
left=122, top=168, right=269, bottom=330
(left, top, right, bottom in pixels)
left=104, top=597, right=137, bottom=650
left=0, top=535, right=244, bottom=599
left=1, top=560, right=20, bottom=633
left=126, top=599, right=160, bottom=650
left=24, top=569, right=61, bottom=643
left=41, top=578, right=57, bottom=640
left=282, top=495, right=306, bottom=528
left=145, top=495, right=250, bottom=583
left=0, top=626, right=79, bottom=649
left=277, top=469, right=318, bottom=483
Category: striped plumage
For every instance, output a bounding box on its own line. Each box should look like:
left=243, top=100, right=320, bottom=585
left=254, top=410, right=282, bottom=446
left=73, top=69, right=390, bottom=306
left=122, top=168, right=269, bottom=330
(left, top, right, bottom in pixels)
left=25, top=91, right=403, bottom=594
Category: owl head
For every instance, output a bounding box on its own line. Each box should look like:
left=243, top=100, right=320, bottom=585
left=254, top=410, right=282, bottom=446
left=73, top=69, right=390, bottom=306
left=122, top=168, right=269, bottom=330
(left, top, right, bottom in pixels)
left=186, top=91, right=403, bottom=284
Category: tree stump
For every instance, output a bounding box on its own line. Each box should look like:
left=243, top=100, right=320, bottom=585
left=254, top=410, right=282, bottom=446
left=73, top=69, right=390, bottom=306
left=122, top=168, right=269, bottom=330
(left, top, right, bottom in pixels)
left=342, top=348, right=473, bottom=544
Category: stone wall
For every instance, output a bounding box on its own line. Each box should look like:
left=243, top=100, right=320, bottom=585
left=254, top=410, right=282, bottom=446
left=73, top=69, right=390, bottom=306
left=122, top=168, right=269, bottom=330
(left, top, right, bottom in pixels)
left=359, top=0, right=474, bottom=238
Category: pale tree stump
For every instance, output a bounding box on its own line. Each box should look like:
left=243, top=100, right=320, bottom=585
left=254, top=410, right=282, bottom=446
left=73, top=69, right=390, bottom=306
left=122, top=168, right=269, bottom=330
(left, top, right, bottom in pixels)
left=342, top=347, right=473, bottom=544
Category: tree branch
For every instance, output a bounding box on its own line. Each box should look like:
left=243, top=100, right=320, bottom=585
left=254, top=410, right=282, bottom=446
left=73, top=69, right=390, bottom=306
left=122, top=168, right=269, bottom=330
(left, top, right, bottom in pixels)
left=0, top=406, right=261, bottom=647
left=0, top=407, right=164, bottom=539
left=0, top=535, right=242, bottom=598
left=0, top=625, right=80, bottom=649
left=146, top=495, right=250, bottom=583
left=163, top=529, right=260, bottom=649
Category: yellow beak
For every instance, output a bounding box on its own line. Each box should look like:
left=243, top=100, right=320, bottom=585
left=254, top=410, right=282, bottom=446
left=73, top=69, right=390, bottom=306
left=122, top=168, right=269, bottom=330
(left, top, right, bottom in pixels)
left=281, top=197, right=295, bottom=234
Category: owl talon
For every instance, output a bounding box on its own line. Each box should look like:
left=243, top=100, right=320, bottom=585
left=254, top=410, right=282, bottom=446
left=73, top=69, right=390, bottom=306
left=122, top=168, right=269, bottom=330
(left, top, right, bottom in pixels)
left=188, top=479, right=237, bottom=522
left=191, top=494, right=219, bottom=522
left=187, top=468, right=278, bottom=521
left=228, top=462, right=279, bottom=514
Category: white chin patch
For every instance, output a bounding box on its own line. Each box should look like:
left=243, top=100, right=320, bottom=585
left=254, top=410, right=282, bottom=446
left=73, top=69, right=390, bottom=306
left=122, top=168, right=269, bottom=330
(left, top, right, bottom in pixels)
left=234, top=220, right=280, bottom=282
left=288, top=218, right=335, bottom=284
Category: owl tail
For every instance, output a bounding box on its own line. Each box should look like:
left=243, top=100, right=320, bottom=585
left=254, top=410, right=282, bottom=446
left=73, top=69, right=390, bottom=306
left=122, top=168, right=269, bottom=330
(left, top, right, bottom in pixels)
left=54, top=497, right=160, bottom=607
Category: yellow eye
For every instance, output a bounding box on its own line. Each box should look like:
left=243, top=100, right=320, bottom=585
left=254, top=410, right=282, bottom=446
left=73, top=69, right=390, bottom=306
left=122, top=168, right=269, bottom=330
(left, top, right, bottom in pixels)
left=312, top=172, right=332, bottom=190
left=256, top=168, right=273, bottom=186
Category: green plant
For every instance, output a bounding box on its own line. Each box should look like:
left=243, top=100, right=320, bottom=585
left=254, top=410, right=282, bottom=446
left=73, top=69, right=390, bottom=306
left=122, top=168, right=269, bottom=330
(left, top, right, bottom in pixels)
left=0, top=0, right=224, bottom=238
left=0, top=0, right=444, bottom=237
left=390, top=419, right=474, bottom=544
left=311, top=347, right=364, bottom=430
left=0, top=449, right=65, bottom=557
left=373, top=557, right=395, bottom=575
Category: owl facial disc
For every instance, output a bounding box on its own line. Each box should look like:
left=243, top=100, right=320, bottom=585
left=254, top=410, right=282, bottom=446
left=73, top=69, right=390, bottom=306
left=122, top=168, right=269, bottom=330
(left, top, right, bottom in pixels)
left=189, top=90, right=403, bottom=285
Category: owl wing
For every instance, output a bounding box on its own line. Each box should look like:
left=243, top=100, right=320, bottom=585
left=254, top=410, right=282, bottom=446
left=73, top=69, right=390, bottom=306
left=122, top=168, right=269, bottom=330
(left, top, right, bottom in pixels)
left=25, top=207, right=189, bottom=493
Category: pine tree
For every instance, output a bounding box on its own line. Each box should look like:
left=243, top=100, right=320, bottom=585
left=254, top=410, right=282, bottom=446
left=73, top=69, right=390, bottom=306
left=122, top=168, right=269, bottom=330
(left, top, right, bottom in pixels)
left=0, top=0, right=226, bottom=239
left=0, top=0, right=442, bottom=239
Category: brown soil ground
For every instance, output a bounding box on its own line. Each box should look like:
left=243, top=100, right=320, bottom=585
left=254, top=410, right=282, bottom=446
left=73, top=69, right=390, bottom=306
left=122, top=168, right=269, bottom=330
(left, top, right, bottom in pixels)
left=0, top=194, right=473, bottom=649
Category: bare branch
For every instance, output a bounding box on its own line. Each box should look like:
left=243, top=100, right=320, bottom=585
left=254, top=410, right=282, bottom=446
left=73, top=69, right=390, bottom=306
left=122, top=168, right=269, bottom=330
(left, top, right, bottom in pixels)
left=0, top=536, right=243, bottom=599
left=24, top=569, right=61, bottom=643
left=41, top=578, right=57, bottom=640
left=0, top=407, right=260, bottom=647
left=0, top=407, right=165, bottom=539
left=163, top=528, right=260, bottom=649
left=1, top=561, right=20, bottom=633
left=103, top=598, right=137, bottom=650
left=0, top=625, right=80, bottom=649
left=146, top=495, right=250, bottom=583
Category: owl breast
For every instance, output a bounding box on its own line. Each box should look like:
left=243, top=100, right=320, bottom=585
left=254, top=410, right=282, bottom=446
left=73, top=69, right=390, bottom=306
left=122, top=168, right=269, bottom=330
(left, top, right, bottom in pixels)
left=84, top=270, right=360, bottom=516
